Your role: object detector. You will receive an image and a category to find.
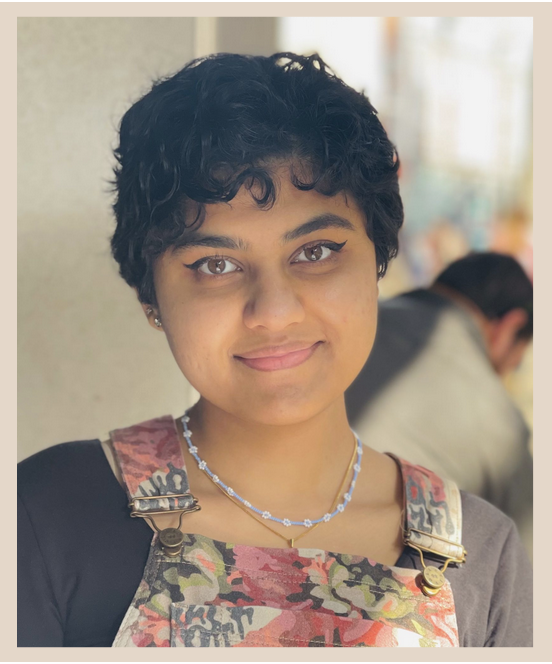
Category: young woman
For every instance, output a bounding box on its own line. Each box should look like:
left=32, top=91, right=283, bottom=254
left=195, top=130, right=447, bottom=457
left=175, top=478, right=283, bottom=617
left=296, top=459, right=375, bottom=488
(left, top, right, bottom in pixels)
left=18, top=52, right=532, bottom=648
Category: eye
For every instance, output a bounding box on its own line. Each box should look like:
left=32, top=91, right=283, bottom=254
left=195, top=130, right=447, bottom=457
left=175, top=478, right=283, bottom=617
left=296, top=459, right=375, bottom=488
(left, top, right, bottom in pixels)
left=197, top=257, right=239, bottom=276
left=293, top=241, right=347, bottom=263
left=184, top=240, right=347, bottom=277
left=184, top=255, right=241, bottom=277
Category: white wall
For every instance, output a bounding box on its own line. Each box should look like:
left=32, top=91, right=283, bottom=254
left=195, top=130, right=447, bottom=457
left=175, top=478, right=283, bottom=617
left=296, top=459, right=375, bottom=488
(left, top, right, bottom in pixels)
left=18, top=18, right=201, bottom=460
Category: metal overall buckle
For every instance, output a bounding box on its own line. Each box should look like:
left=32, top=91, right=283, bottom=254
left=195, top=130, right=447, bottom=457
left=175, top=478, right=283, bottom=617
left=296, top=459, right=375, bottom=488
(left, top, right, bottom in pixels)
left=129, top=493, right=201, bottom=557
left=404, top=528, right=467, bottom=596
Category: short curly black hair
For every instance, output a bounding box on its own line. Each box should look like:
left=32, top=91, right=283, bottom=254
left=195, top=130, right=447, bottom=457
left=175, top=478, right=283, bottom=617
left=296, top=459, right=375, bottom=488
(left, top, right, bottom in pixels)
left=111, top=52, right=404, bottom=305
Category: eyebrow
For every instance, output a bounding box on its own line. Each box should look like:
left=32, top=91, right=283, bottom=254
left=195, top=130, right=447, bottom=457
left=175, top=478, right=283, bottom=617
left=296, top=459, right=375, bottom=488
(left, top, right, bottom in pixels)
left=173, top=213, right=357, bottom=252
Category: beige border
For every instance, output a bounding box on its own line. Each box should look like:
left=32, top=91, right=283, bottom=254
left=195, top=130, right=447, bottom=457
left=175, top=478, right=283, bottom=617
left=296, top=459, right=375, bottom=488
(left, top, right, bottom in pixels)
left=9, top=2, right=549, bottom=662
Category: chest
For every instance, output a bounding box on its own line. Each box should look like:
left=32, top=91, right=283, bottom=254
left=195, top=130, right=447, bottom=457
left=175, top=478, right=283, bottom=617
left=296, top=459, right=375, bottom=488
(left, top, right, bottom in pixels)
left=142, top=489, right=405, bottom=566
left=113, top=532, right=459, bottom=648
left=108, top=415, right=466, bottom=648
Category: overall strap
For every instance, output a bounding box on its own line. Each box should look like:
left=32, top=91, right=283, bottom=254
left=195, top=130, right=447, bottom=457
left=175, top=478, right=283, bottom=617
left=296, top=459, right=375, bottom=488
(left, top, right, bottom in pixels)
left=390, top=455, right=466, bottom=565
left=110, top=415, right=197, bottom=516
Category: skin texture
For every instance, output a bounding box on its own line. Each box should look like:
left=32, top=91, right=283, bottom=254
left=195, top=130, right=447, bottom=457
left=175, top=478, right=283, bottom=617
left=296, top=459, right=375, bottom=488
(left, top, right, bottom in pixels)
left=139, top=172, right=404, bottom=563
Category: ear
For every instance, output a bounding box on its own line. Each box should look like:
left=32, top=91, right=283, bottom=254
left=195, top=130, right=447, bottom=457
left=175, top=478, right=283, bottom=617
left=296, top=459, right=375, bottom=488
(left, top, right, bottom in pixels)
left=135, top=289, right=164, bottom=332
left=487, top=308, right=529, bottom=375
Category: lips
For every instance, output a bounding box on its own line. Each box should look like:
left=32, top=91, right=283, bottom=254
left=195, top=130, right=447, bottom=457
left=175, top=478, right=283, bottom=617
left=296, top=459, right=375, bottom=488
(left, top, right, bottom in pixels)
left=234, top=341, right=323, bottom=372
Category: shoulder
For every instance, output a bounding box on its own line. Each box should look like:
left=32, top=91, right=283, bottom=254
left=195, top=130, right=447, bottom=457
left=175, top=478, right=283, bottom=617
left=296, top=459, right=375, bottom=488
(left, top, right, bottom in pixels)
left=461, top=490, right=513, bottom=528
left=379, top=289, right=442, bottom=312
left=377, top=291, right=441, bottom=335
left=19, top=440, right=105, bottom=494
left=18, top=440, right=153, bottom=647
left=398, top=456, right=526, bottom=566
left=18, top=440, right=121, bottom=522
left=19, top=439, right=103, bottom=469
left=456, top=491, right=532, bottom=646
left=395, top=460, right=532, bottom=646
left=459, top=490, right=531, bottom=575
left=18, top=436, right=150, bottom=566
left=401, top=459, right=520, bottom=546
left=460, top=490, right=519, bottom=552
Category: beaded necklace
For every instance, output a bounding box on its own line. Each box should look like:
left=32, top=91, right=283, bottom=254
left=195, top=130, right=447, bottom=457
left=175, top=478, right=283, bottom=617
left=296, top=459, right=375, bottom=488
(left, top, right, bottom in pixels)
left=201, top=435, right=359, bottom=548
left=181, top=412, right=363, bottom=531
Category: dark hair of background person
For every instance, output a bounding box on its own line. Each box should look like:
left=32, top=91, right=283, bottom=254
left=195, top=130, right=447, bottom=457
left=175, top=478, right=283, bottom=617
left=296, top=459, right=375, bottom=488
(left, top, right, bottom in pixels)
left=110, top=52, right=404, bottom=307
left=435, top=252, right=533, bottom=339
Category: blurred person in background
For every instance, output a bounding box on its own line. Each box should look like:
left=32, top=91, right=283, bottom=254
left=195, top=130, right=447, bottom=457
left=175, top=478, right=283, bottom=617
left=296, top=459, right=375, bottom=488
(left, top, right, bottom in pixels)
left=346, top=252, right=533, bottom=557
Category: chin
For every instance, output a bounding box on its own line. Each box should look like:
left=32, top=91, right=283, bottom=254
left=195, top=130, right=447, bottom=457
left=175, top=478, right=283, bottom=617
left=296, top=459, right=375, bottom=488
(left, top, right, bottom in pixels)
left=224, top=385, right=341, bottom=427
left=187, top=350, right=362, bottom=426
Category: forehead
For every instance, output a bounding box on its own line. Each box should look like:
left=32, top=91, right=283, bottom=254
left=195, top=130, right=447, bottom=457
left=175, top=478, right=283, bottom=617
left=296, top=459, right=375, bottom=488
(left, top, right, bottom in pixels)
left=200, top=176, right=365, bottom=236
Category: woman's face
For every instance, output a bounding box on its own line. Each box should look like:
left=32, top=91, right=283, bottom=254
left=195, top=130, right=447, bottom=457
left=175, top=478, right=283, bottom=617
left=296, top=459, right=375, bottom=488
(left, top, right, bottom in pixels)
left=149, top=175, right=379, bottom=425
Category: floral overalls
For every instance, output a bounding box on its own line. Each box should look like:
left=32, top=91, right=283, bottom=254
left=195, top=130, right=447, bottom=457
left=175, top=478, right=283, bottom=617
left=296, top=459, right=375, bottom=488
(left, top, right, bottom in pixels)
left=110, top=415, right=466, bottom=648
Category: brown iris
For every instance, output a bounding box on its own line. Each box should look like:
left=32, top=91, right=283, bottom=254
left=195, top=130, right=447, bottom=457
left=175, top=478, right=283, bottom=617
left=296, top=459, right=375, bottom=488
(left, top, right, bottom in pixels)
left=305, top=245, right=323, bottom=261
left=207, top=258, right=226, bottom=274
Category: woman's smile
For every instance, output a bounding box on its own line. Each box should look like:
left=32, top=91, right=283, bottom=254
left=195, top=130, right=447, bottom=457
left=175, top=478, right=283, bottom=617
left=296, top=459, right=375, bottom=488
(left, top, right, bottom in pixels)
left=234, top=340, right=325, bottom=372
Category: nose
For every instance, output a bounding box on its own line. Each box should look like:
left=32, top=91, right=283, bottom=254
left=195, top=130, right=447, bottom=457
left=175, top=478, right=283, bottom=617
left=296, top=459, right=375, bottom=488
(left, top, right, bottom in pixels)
left=242, top=272, right=306, bottom=332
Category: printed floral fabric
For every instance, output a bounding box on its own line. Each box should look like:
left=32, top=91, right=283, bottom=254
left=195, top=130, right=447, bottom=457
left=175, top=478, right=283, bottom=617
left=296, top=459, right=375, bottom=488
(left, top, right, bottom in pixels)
left=112, top=533, right=459, bottom=648
left=171, top=604, right=439, bottom=647
left=110, top=416, right=461, bottom=648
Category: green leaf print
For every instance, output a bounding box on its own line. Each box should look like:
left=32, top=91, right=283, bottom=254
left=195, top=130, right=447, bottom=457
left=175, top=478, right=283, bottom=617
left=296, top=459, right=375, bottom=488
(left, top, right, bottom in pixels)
left=145, top=590, right=172, bottom=619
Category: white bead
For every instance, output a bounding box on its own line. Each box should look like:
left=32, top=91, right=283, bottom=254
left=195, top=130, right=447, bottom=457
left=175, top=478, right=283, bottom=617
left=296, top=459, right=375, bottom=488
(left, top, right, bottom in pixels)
left=262, top=511, right=271, bottom=519
left=227, top=487, right=234, bottom=496
left=351, top=479, right=356, bottom=487
left=212, top=475, right=219, bottom=483
left=283, top=519, right=291, bottom=527
left=198, top=461, right=206, bottom=470
left=337, top=504, right=345, bottom=513
left=304, top=519, right=313, bottom=528
left=323, top=513, right=332, bottom=522
left=187, top=431, right=193, bottom=437
left=189, top=445, right=198, bottom=453
left=357, top=446, right=363, bottom=455
left=344, top=493, right=352, bottom=502
left=353, top=463, right=361, bottom=472
left=183, top=415, right=190, bottom=422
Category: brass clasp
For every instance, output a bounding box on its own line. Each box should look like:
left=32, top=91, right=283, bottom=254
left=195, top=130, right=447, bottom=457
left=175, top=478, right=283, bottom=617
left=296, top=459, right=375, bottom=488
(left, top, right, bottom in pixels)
left=130, top=494, right=201, bottom=556
left=404, top=528, right=467, bottom=597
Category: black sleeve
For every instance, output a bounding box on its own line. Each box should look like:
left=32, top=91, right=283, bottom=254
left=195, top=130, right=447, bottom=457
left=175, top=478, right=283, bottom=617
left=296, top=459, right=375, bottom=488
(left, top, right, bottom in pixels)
left=18, top=441, right=153, bottom=647
left=18, top=494, right=64, bottom=646
left=485, top=520, right=533, bottom=647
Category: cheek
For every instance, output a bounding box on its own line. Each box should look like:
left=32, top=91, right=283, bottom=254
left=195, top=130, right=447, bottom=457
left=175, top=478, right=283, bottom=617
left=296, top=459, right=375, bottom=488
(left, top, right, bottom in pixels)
left=315, top=266, right=378, bottom=384
left=317, top=266, right=378, bottom=332
left=163, top=298, right=235, bottom=379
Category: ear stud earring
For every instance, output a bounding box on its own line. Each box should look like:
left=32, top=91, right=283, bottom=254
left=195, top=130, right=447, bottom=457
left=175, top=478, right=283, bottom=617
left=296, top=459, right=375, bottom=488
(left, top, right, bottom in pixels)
left=145, top=307, right=162, bottom=328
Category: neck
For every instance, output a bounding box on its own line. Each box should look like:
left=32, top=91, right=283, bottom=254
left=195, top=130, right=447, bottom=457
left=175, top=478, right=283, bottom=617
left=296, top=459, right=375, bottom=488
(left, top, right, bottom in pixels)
left=182, top=397, right=357, bottom=518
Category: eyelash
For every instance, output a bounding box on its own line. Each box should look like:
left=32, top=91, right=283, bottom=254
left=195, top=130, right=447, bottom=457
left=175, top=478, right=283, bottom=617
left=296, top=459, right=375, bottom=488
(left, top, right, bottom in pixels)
left=183, top=240, right=347, bottom=278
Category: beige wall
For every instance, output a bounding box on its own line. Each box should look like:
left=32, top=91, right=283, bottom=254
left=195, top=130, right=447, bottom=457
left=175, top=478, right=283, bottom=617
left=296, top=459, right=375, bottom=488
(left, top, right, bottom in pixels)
left=18, top=18, right=199, bottom=461
left=217, top=18, right=277, bottom=55
left=17, top=17, right=280, bottom=461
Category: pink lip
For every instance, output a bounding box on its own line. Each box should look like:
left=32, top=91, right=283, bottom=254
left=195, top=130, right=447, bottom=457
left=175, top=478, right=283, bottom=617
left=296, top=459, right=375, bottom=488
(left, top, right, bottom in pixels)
left=235, top=342, right=323, bottom=372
